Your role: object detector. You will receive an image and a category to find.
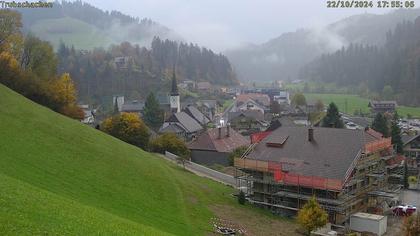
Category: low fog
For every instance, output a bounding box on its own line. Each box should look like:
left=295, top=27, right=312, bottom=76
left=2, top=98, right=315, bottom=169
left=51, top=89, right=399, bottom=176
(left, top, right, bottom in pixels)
left=82, top=0, right=393, bottom=51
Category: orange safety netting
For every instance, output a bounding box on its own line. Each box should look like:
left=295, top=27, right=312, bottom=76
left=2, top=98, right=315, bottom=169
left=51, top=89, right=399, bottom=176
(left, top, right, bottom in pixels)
left=235, top=158, right=343, bottom=191
left=250, top=131, right=272, bottom=144
left=365, top=138, right=391, bottom=154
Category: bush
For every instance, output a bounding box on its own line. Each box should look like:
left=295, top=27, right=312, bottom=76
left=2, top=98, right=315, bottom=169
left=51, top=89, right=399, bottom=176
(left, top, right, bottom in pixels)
left=101, top=113, right=150, bottom=149
left=238, top=191, right=246, bottom=205
left=404, top=213, right=420, bottom=236
left=228, top=146, right=248, bottom=166
left=149, top=133, right=190, bottom=158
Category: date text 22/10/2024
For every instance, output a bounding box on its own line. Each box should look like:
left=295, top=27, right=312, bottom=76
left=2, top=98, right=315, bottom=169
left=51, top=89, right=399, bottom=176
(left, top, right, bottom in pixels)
left=326, top=0, right=415, bottom=8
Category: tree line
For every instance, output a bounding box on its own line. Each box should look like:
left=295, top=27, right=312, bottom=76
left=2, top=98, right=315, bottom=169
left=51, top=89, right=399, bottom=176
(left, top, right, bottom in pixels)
left=0, top=10, right=83, bottom=119
left=57, top=37, right=238, bottom=104
left=300, top=18, right=420, bottom=106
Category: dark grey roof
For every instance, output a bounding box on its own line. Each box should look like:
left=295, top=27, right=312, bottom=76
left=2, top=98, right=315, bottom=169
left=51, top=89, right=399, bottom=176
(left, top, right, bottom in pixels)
left=246, top=127, right=380, bottom=180
left=228, top=110, right=264, bottom=121
left=402, top=134, right=420, bottom=145
left=121, top=101, right=144, bottom=112
left=369, top=101, right=397, bottom=108
left=159, top=123, right=185, bottom=134
left=166, top=112, right=203, bottom=133
left=184, top=105, right=210, bottom=125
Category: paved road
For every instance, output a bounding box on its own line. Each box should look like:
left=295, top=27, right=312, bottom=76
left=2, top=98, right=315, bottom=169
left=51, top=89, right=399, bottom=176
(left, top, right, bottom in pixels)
left=163, top=151, right=238, bottom=187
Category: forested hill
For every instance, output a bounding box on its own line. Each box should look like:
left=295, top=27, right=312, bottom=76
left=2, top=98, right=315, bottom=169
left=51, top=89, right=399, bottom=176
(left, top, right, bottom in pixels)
left=226, top=8, right=420, bottom=82
left=58, top=37, right=238, bottom=103
left=300, top=18, right=420, bottom=106
left=17, top=0, right=179, bottom=49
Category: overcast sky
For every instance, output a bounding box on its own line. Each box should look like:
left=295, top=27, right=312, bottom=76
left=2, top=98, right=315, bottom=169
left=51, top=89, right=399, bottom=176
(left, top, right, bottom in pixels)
left=82, top=0, right=395, bottom=51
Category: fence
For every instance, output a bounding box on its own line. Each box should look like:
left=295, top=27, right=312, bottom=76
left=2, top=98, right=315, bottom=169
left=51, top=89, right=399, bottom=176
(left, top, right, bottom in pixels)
left=165, top=151, right=236, bottom=186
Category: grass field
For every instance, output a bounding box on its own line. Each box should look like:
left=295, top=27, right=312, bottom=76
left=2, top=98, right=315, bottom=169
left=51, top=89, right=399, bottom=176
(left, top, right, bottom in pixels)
left=0, top=84, right=297, bottom=235
left=30, top=17, right=110, bottom=49
left=304, top=93, right=420, bottom=118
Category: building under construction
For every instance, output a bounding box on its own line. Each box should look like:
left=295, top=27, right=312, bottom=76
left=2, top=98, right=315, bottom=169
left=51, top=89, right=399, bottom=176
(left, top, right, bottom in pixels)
left=235, top=127, right=403, bottom=225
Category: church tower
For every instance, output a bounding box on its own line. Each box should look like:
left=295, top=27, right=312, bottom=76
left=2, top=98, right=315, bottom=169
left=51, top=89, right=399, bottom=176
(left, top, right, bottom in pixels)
left=170, top=70, right=180, bottom=113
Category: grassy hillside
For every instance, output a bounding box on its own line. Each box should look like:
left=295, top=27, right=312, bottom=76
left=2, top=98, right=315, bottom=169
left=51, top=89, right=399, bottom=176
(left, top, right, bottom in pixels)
left=0, top=84, right=297, bottom=235
left=30, top=17, right=109, bottom=49
left=304, top=93, right=420, bottom=118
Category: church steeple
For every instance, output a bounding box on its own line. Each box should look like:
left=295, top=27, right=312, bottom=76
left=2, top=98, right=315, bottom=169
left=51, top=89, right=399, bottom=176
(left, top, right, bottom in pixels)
left=169, top=68, right=180, bottom=113
left=171, top=69, right=179, bottom=96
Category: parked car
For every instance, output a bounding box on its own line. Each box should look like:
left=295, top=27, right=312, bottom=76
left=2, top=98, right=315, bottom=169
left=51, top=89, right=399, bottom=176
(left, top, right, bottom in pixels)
left=392, top=204, right=417, bottom=216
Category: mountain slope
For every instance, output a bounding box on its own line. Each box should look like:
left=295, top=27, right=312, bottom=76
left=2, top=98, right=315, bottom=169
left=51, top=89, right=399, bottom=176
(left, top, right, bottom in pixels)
left=226, top=8, right=420, bottom=82
left=18, top=1, right=179, bottom=49
left=1, top=83, right=290, bottom=235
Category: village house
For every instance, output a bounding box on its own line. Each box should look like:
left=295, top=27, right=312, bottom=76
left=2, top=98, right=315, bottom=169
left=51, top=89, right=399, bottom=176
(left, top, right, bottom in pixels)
left=236, top=93, right=271, bottom=108
left=121, top=100, right=145, bottom=116
left=159, top=112, right=203, bottom=141
left=78, top=104, right=95, bottom=125
left=196, top=81, right=212, bottom=92
left=235, top=127, right=399, bottom=225
left=195, top=100, right=219, bottom=121
left=188, top=126, right=249, bottom=166
left=273, top=90, right=290, bottom=105
left=228, top=110, right=268, bottom=135
left=402, top=133, right=420, bottom=168
left=183, top=105, right=210, bottom=126
left=368, top=101, right=397, bottom=114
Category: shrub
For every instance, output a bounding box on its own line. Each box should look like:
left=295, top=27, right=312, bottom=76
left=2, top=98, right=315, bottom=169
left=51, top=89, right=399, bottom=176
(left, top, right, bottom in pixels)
left=238, top=191, right=246, bottom=205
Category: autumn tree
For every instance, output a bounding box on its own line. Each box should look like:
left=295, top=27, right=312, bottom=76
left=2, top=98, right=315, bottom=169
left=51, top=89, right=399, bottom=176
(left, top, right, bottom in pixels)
left=291, top=92, right=306, bottom=106
left=372, top=113, right=389, bottom=137
left=321, top=102, right=344, bottom=128
left=20, top=34, right=57, bottom=79
left=297, top=196, right=328, bottom=235
left=149, top=133, right=190, bottom=157
left=0, top=10, right=23, bottom=55
left=101, top=112, right=150, bottom=149
left=143, top=92, right=164, bottom=130
left=315, top=99, right=324, bottom=112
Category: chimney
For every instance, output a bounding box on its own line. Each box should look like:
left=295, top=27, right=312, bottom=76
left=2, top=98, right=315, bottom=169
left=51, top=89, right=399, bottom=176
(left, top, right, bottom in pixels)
left=226, top=125, right=230, bottom=137
left=218, top=127, right=222, bottom=139
left=308, top=128, right=314, bottom=142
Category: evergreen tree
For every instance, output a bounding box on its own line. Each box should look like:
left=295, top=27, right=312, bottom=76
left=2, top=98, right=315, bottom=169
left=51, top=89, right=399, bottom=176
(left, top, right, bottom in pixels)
left=371, top=113, right=389, bottom=137
left=143, top=92, right=164, bottom=130
left=391, top=112, right=403, bottom=153
left=321, top=102, right=344, bottom=128
left=238, top=191, right=246, bottom=205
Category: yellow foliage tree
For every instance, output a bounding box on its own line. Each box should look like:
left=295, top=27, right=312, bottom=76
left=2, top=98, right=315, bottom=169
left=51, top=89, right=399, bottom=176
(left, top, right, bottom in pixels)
left=48, top=73, right=83, bottom=119
left=101, top=113, right=150, bottom=149
left=297, top=196, right=328, bottom=235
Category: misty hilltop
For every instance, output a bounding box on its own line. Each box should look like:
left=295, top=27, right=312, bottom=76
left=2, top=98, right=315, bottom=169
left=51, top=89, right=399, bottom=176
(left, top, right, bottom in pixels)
left=17, top=1, right=181, bottom=49
left=226, top=8, right=420, bottom=82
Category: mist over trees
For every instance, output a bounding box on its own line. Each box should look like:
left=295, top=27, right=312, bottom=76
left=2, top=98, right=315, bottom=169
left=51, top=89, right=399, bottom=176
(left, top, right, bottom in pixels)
left=300, top=18, right=420, bottom=106
left=57, top=37, right=237, bottom=103
left=0, top=10, right=83, bottom=120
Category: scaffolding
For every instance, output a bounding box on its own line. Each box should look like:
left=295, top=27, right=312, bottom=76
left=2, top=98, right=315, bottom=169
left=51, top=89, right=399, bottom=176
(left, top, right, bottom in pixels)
left=234, top=133, right=396, bottom=224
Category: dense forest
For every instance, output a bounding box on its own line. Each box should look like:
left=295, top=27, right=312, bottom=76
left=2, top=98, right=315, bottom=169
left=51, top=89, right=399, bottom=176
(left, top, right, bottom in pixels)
left=227, top=9, right=420, bottom=82
left=300, top=18, right=420, bottom=106
left=57, top=37, right=238, bottom=103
